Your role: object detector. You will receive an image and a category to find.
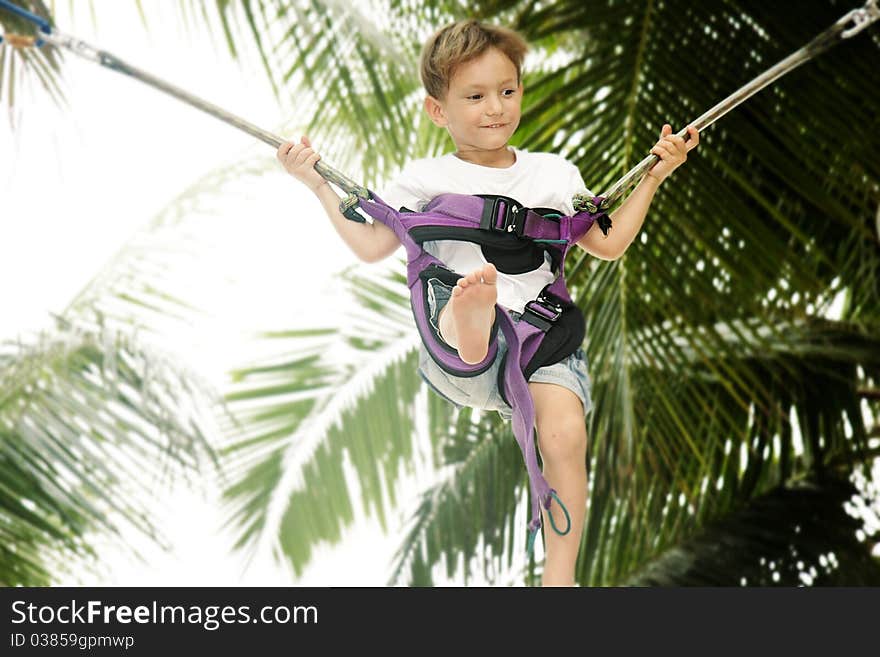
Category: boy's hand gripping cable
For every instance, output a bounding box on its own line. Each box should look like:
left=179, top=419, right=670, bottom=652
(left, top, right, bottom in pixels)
left=0, top=0, right=371, bottom=223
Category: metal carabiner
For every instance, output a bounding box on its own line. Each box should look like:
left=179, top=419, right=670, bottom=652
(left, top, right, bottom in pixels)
left=40, top=30, right=101, bottom=64
left=840, top=0, right=880, bottom=39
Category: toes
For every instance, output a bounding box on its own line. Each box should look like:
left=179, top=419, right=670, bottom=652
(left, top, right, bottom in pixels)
left=456, top=267, right=497, bottom=292
left=482, top=263, right=497, bottom=284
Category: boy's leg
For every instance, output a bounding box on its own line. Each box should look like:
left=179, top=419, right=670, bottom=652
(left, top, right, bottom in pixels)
left=529, top=381, right=588, bottom=587
left=437, top=263, right=498, bottom=364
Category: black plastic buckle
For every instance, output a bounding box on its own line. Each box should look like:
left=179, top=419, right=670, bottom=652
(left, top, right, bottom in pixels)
left=478, top=195, right=525, bottom=237
left=521, top=293, right=564, bottom=331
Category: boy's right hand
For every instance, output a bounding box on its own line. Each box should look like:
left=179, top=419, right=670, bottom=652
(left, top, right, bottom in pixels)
left=277, top=136, right=327, bottom=193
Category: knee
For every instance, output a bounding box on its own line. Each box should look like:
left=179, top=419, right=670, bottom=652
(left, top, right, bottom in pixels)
left=536, top=416, right=587, bottom=464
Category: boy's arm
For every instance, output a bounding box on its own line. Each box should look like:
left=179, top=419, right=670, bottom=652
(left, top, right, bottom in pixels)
left=576, top=123, right=699, bottom=260
left=278, top=136, right=401, bottom=263
left=576, top=175, right=660, bottom=260
left=313, top=183, right=401, bottom=263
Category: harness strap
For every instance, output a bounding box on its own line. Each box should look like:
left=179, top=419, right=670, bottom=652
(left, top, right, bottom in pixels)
left=497, top=311, right=571, bottom=557
left=423, top=194, right=579, bottom=242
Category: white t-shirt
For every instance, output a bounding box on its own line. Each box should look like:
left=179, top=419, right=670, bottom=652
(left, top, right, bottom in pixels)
left=380, top=146, right=592, bottom=313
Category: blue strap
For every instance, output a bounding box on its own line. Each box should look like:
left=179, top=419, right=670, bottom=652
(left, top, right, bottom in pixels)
left=547, top=490, right=572, bottom=536
left=0, top=0, right=51, bottom=31
left=525, top=491, right=572, bottom=558
left=527, top=528, right=539, bottom=558
left=0, top=0, right=52, bottom=47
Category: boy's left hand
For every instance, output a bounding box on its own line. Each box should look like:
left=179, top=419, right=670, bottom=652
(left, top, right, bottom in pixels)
left=646, top=124, right=699, bottom=183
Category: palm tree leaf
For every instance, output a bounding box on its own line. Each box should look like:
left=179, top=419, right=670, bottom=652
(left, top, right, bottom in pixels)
left=388, top=407, right=527, bottom=586
left=626, top=476, right=880, bottom=586
left=220, top=261, right=436, bottom=575
left=577, top=315, right=880, bottom=585
left=0, top=316, right=217, bottom=585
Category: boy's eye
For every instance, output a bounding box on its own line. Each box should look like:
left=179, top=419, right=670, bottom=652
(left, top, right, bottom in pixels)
left=503, top=89, right=515, bottom=96
left=468, top=94, right=482, bottom=100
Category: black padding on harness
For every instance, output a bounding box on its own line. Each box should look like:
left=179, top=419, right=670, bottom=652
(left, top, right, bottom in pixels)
left=409, top=225, right=549, bottom=275
left=481, top=241, right=547, bottom=274
left=524, top=304, right=585, bottom=380
left=495, top=304, right=585, bottom=406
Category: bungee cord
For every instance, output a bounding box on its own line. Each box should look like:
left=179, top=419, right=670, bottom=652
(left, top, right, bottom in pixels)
left=1, top=0, right=877, bottom=220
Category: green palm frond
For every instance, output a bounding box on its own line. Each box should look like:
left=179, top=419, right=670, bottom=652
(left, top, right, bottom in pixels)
left=389, top=406, right=526, bottom=586
left=1, top=117, right=280, bottom=584
left=220, top=261, right=435, bottom=575
left=578, top=312, right=880, bottom=585
left=167, top=0, right=433, bottom=180
left=626, top=476, right=880, bottom=586
left=0, top=315, right=217, bottom=585
left=218, top=247, right=880, bottom=585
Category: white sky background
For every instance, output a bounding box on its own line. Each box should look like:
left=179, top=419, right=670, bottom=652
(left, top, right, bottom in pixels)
left=0, top=1, right=491, bottom=586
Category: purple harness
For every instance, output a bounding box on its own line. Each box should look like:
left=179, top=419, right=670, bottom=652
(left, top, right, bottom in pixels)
left=356, top=191, right=611, bottom=554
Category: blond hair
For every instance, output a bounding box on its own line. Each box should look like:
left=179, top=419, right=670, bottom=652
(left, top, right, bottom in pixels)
left=420, top=20, right=528, bottom=100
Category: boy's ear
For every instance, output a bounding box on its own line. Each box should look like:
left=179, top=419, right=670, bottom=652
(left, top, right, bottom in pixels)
left=424, top=95, right=448, bottom=127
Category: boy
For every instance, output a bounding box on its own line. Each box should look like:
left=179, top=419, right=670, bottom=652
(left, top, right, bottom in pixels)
left=278, top=19, right=699, bottom=586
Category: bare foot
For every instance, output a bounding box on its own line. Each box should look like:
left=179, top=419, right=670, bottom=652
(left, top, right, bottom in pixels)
left=446, top=263, right=498, bottom=364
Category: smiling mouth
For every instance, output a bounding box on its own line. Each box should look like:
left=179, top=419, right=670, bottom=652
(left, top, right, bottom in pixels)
left=481, top=123, right=508, bottom=129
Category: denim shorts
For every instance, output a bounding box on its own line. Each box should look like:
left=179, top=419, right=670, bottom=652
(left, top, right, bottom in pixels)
left=418, top=277, right=594, bottom=420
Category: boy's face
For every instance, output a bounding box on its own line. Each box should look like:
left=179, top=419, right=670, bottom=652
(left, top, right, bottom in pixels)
left=425, top=47, right=523, bottom=156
